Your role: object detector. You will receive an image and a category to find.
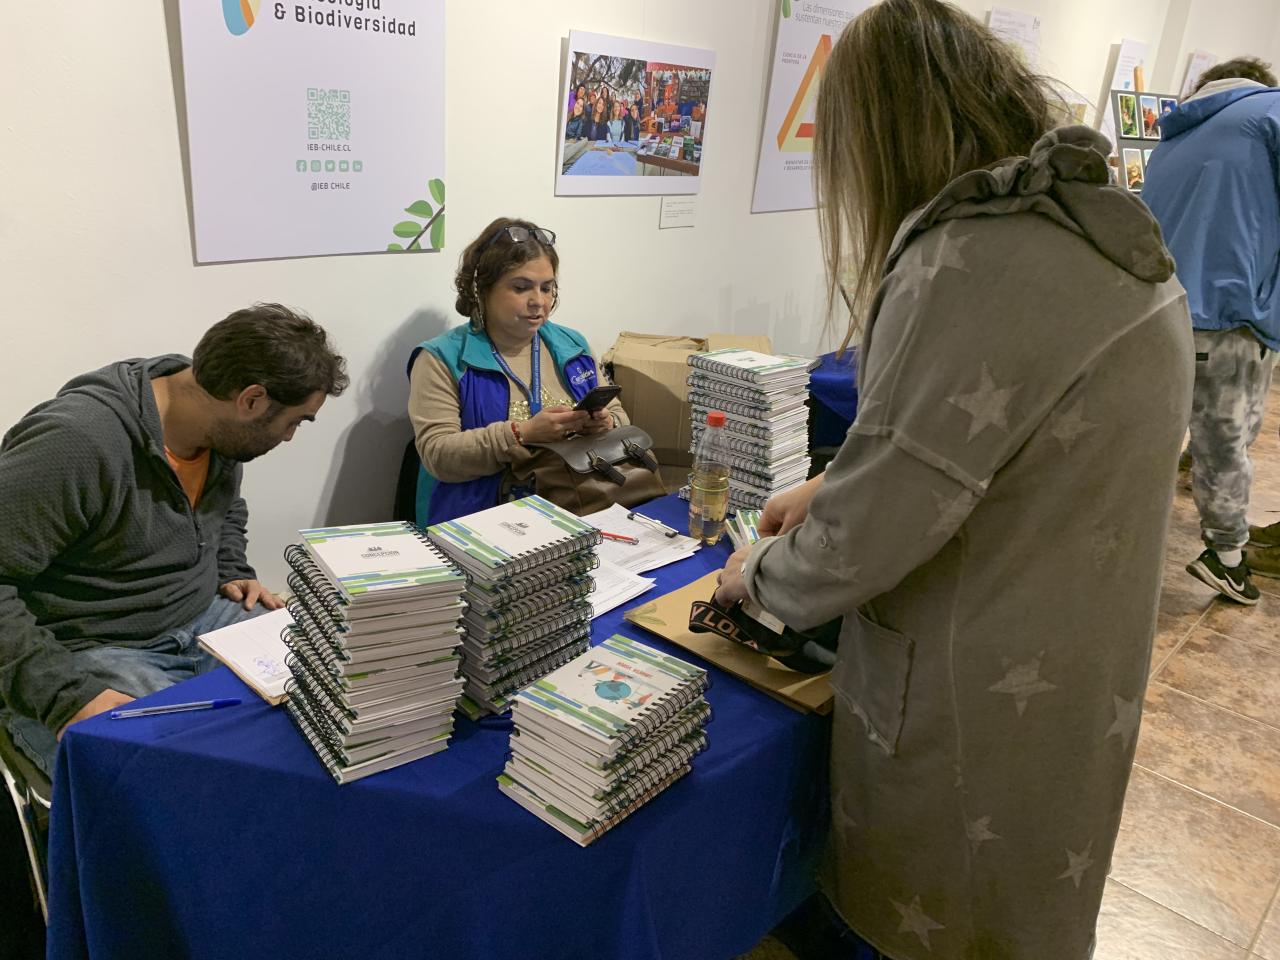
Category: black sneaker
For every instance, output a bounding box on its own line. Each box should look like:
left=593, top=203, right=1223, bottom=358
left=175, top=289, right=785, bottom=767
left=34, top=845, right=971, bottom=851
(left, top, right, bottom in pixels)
left=1186, top=549, right=1261, bottom=605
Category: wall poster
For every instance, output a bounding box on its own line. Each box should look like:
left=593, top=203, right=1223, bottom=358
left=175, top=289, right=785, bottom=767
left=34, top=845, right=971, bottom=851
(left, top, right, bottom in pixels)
left=555, top=31, right=717, bottom=197
left=750, top=0, right=872, bottom=214
left=179, top=0, right=446, bottom=262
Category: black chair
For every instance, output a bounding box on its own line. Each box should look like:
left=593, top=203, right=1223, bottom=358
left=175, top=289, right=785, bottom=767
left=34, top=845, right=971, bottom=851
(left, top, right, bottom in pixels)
left=0, top=724, right=51, bottom=922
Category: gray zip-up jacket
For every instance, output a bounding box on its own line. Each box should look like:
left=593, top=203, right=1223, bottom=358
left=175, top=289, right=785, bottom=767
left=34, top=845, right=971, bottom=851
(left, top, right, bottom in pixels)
left=0, top=355, right=256, bottom=732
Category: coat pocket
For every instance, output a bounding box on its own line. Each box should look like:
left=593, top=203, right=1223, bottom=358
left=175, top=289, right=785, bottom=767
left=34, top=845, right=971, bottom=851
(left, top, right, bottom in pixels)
left=830, top=607, right=915, bottom=757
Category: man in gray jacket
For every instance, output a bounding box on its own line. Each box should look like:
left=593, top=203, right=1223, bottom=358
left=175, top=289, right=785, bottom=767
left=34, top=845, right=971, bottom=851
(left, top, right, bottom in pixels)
left=0, top=303, right=347, bottom=776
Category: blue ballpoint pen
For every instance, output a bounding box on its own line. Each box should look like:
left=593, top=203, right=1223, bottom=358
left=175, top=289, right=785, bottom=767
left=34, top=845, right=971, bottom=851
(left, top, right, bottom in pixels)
left=110, top=697, right=242, bottom=720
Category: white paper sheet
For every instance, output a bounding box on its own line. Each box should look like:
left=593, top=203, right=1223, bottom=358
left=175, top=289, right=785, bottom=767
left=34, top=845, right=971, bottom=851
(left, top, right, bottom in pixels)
left=582, top=504, right=701, bottom=574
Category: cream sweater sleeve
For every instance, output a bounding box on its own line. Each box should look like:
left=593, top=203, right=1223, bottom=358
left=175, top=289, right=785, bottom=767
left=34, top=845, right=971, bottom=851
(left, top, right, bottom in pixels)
left=408, top=350, right=519, bottom=483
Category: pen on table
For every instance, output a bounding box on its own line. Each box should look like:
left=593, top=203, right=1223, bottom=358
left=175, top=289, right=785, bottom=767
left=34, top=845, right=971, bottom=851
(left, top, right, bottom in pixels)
left=600, top=530, right=640, bottom=545
left=110, top=698, right=242, bottom=720
left=626, top=511, right=679, bottom=538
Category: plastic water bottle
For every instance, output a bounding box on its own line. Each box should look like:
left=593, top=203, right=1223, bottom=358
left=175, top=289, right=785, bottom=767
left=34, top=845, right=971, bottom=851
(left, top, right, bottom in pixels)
left=689, top=411, right=731, bottom=545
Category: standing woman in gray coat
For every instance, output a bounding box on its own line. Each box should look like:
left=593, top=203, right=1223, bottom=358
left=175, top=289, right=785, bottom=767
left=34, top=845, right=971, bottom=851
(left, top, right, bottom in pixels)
left=715, top=1, right=1194, bottom=958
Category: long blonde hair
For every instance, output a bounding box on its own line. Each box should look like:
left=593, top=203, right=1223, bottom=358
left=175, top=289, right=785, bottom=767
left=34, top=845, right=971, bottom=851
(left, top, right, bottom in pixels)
left=815, top=0, right=1056, bottom=349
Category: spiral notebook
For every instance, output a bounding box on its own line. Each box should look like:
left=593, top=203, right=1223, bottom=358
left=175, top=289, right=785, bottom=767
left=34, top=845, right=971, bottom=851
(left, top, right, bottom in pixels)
left=198, top=607, right=294, bottom=705
left=687, top=348, right=815, bottom=385
left=427, top=495, right=601, bottom=582
left=511, top=634, right=709, bottom=760
left=295, top=521, right=465, bottom=603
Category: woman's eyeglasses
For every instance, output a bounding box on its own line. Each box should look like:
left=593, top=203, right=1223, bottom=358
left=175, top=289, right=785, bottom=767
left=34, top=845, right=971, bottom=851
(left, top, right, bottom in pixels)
left=480, top=225, right=557, bottom=252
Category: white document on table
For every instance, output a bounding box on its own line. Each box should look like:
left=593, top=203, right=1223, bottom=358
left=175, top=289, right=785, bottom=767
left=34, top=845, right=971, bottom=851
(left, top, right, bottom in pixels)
left=582, top=504, right=701, bottom=575
left=198, top=607, right=294, bottom=705
left=590, top=560, right=656, bottom=620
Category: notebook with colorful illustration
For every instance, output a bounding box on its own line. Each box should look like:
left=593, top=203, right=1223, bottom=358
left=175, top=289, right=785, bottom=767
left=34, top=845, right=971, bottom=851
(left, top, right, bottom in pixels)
left=296, top=521, right=465, bottom=603
left=427, top=495, right=601, bottom=581
left=511, top=635, right=708, bottom=759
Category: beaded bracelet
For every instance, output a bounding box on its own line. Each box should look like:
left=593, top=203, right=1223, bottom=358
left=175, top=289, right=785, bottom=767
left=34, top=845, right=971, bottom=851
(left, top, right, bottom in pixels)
left=510, top=420, right=525, bottom=445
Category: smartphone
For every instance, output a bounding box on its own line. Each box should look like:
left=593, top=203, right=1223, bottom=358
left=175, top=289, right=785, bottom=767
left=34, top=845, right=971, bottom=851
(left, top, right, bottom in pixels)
left=573, top=384, right=622, bottom=413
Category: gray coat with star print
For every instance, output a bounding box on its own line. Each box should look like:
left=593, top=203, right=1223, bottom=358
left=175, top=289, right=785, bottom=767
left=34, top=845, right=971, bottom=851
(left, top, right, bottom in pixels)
left=743, top=126, right=1193, bottom=960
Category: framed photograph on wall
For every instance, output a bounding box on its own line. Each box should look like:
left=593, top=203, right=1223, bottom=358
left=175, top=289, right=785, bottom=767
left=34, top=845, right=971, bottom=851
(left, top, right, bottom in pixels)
left=555, top=31, right=716, bottom=197
left=1139, top=94, right=1160, bottom=139
left=1122, top=148, right=1145, bottom=192
left=1117, top=93, right=1140, bottom=139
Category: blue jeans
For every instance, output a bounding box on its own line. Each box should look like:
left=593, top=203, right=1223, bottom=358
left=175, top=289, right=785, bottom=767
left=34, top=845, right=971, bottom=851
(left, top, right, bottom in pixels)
left=2, top=596, right=266, bottom=779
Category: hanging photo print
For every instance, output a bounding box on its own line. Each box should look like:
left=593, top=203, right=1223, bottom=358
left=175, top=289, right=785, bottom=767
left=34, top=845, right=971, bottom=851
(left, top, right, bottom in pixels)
left=556, top=31, right=716, bottom=197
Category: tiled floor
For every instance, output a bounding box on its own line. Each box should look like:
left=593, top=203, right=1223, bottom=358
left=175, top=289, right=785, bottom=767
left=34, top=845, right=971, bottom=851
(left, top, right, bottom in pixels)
left=741, top=385, right=1280, bottom=959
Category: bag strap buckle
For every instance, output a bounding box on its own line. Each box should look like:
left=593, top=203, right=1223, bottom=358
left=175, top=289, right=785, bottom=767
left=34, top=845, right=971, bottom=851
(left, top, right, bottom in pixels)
left=588, top=450, right=627, bottom=485
left=623, top=439, right=660, bottom=472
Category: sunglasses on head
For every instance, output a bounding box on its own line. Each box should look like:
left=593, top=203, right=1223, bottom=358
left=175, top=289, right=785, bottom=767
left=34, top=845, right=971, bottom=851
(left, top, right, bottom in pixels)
left=479, top=225, right=557, bottom=253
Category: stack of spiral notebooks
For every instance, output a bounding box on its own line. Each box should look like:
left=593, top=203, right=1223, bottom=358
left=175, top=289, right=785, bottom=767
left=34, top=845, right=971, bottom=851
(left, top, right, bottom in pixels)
left=498, top=634, right=710, bottom=846
left=682, top=347, right=817, bottom=511
left=427, top=495, right=602, bottom=718
left=281, top=521, right=468, bottom=784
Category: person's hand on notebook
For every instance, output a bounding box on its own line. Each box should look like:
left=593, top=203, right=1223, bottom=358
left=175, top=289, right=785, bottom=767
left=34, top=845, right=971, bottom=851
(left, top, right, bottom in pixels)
left=758, top=474, right=825, bottom=538
left=220, top=579, right=284, bottom=611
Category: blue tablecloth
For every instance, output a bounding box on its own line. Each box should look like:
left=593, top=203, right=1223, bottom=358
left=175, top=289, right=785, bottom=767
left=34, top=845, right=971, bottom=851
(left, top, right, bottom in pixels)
left=809, top=350, right=858, bottom=448
left=46, top=495, right=829, bottom=960
left=566, top=142, right=641, bottom=177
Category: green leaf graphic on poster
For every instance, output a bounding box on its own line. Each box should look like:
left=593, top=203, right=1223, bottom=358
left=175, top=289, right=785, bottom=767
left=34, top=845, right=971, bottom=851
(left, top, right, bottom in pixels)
left=386, top=177, right=446, bottom=252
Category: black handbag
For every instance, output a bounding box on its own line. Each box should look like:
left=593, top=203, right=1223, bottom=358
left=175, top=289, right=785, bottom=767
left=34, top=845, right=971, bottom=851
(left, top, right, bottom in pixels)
left=517, top=425, right=667, bottom=514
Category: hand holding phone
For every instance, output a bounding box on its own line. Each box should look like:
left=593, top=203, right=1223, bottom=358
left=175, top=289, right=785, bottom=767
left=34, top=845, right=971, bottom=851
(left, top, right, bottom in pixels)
left=573, top=384, right=622, bottom=413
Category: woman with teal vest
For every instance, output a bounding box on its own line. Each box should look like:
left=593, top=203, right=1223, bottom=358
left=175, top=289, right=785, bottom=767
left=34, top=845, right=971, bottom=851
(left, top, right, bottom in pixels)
left=407, top=217, right=627, bottom=526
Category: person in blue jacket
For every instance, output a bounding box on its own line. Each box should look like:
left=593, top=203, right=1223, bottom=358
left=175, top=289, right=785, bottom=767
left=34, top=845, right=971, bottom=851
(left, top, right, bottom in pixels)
left=406, top=218, right=628, bottom=526
left=1143, top=57, right=1280, bottom=599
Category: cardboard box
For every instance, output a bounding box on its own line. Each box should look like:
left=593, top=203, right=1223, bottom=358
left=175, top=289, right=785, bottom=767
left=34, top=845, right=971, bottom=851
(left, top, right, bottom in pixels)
left=603, top=331, right=772, bottom=468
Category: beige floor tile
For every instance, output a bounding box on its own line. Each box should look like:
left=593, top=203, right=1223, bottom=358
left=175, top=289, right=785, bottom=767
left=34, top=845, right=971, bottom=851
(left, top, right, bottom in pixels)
left=1158, top=630, right=1280, bottom=728
left=1150, top=614, right=1191, bottom=677
left=1094, top=879, right=1246, bottom=960
left=1254, top=893, right=1280, bottom=960
left=1109, top=767, right=1280, bottom=945
left=1135, top=684, right=1280, bottom=827
left=1201, top=594, right=1280, bottom=654
left=1159, top=559, right=1220, bottom=630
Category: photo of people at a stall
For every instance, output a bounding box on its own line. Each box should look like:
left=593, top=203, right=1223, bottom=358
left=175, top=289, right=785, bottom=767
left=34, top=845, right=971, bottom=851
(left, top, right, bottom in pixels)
left=560, top=47, right=712, bottom=179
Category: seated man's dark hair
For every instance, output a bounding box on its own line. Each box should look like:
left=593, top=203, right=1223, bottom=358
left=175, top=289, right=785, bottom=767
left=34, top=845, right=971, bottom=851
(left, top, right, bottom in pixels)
left=192, top=303, right=349, bottom=405
left=1196, top=57, right=1277, bottom=91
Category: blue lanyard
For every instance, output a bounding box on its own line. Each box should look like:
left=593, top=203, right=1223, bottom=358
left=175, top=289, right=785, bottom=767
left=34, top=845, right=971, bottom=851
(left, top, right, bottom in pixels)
left=491, top=335, right=542, bottom=415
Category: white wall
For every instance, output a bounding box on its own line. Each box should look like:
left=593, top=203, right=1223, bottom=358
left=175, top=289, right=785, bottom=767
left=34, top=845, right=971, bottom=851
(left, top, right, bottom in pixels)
left=1, top=0, right=1274, bottom=589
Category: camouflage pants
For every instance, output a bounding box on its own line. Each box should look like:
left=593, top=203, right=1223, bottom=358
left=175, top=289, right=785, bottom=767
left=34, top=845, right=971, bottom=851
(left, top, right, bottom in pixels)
left=1189, top=328, right=1276, bottom=552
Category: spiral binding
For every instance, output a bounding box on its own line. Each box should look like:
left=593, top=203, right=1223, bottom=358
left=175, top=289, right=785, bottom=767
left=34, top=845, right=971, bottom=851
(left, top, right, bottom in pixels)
left=687, top=352, right=811, bottom=386
left=613, top=672, right=711, bottom=755
left=686, top=373, right=782, bottom=405
left=464, top=579, right=592, bottom=632
left=463, top=597, right=593, bottom=648
left=690, top=423, right=808, bottom=458
left=594, top=734, right=707, bottom=818
left=686, top=391, right=806, bottom=421
left=689, top=401, right=808, bottom=435
left=463, top=631, right=590, bottom=703
left=467, top=554, right=600, bottom=609
left=462, top=622, right=592, bottom=686
left=601, top=706, right=711, bottom=778
left=584, top=765, right=691, bottom=844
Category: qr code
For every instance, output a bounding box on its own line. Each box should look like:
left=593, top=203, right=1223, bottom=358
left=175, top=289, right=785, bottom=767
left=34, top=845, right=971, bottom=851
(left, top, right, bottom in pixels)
left=307, top=88, right=350, bottom=141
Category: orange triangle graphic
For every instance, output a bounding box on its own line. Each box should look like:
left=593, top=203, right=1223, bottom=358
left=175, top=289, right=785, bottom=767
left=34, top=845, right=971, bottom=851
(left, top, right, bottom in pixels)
left=776, top=34, right=833, bottom=152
